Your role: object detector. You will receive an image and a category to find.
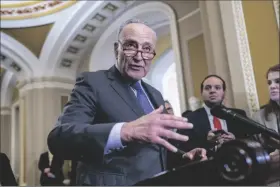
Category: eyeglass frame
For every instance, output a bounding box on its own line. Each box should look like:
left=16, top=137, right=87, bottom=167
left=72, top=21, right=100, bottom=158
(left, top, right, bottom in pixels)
left=117, top=40, right=156, bottom=60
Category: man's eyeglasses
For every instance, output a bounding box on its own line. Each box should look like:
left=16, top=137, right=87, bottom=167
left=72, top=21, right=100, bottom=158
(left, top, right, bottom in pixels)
left=118, top=41, right=156, bottom=60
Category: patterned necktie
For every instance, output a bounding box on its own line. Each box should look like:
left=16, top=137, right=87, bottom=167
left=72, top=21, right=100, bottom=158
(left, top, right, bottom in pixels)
left=213, top=116, right=222, bottom=130
left=131, top=81, right=154, bottom=114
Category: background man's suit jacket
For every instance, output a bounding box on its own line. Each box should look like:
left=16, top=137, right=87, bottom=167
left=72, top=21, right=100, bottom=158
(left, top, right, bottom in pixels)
left=167, top=107, right=252, bottom=169
left=48, top=66, right=167, bottom=186
left=38, top=152, right=64, bottom=186
left=178, top=107, right=251, bottom=152
left=0, top=152, right=17, bottom=186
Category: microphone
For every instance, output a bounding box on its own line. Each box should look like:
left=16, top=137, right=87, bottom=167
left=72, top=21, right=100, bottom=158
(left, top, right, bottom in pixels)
left=210, top=105, right=280, bottom=141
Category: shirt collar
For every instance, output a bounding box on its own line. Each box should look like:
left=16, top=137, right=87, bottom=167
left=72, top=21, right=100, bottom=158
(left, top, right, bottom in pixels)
left=114, top=65, right=146, bottom=87
left=130, top=80, right=143, bottom=88
left=203, top=103, right=212, bottom=116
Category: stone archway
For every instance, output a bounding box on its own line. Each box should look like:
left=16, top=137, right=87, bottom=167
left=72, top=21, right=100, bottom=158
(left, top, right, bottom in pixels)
left=0, top=32, right=39, bottom=78
left=89, top=1, right=187, bottom=111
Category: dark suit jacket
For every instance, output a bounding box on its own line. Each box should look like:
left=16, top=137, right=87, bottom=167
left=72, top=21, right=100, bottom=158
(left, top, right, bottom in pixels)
left=179, top=107, right=250, bottom=151
left=38, top=152, right=64, bottom=186
left=0, top=152, right=17, bottom=186
left=168, top=107, right=253, bottom=169
left=47, top=66, right=167, bottom=186
left=69, top=160, right=77, bottom=186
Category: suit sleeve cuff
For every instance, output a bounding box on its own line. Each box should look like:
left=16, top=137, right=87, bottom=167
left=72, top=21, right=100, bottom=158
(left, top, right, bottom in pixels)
left=104, top=122, right=126, bottom=155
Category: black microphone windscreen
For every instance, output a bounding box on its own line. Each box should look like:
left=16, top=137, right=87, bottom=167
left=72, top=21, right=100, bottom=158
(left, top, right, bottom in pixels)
left=210, top=105, right=226, bottom=119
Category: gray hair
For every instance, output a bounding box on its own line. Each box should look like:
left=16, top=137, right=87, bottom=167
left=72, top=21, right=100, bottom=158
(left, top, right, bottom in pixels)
left=117, top=18, right=153, bottom=40
left=164, top=100, right=171, bottom=105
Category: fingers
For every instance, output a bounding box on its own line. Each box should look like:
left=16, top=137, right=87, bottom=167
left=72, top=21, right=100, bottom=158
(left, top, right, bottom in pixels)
left=48, top=173, right=56, bottom=178
left=150, top=108, right=191, bottom=130
left=155, top=137, right=178, bottom=152
left=207, top=131, right=217, bottom=141
left=221, top=133, right=235, bottom=140
left=151, top=105, right=164, bottom=114
left=201, top=155, right=208, bottom=161
left=183, top=148, right=207, bottom=161
left=182, top=152, right=193, bottom=160
left=199, top=148, right=207, bottom=158
left=221, top=135, right=234, bottom=139
left=160, top=114, right=188, bottom=122
left=44, top=168, right=51, bottom=173
left=159, top=129, right=189, bottom=142
left=207, top=130, right=216, bottom=137
left=160, top=120, right=193, bottom=130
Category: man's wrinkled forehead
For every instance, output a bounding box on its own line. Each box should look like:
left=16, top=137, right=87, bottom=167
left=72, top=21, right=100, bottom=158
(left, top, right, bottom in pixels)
left=119, top=23, right=157, bottom=43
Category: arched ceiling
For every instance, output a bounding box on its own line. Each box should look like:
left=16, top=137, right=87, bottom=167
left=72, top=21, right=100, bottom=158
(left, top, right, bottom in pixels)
left=0, top=0, right=200, bottom=109
left=0, top=0, right=199, bottom=80
left=1, top=24, right=53, bottom=58
left=0, top=68, right=6, bottom=81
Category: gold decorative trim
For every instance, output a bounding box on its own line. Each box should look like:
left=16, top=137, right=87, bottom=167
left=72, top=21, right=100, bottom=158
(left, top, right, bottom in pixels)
left=273, top=0, right=279, bottom=29
left=232, top=1, right=260, bottom=114
left=1, top=1, right=76, bottom=20
left=1, top=1, right=42, bottom=8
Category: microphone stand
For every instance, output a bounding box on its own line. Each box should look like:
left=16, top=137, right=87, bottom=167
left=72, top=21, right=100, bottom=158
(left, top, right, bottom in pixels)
left=211, top=106, right=280, bottom=141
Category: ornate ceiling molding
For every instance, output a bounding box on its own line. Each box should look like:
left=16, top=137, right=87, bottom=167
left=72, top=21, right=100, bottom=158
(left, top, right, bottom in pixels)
left=1, top=0, right=77, bottom=28
left=1, top=1, right=42, bottom=8
left=0, top=70, right=17, bottom=108
left=39, top=0, right=135, bottom=80
left=273, top=0, right=279, bottom=29
left=232, top=1, right=259, bottom=114
left=1, top=0, right=76, bottom=20
left=0, top=32, right=40, bottom=78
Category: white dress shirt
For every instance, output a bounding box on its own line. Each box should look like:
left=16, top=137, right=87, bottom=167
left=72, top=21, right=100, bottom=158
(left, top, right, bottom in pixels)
left=203, top=104, right=228, bottom=131
left=104, top=80, right=154, bottom=154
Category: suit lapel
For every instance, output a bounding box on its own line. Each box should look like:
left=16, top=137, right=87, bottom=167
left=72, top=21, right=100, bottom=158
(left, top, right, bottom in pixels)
left=199, top=108, right=212, bottom=133
left=141, top=82, right=163, bottom=110
left=107, top=66, right=145, bottom=117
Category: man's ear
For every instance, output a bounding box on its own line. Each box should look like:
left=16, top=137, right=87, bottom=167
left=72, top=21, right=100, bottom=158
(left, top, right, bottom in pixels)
left=114, top=42, right=118, bottom=60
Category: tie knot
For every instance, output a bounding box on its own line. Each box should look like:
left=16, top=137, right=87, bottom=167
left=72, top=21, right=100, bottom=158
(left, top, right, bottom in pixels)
left=131, top=81, right=142, bottom=91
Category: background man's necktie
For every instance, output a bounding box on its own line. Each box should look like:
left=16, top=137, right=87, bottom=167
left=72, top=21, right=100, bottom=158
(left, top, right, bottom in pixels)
left=131, top=82, right=154, bottom=114
left=213, top=116, right=222, bottom=130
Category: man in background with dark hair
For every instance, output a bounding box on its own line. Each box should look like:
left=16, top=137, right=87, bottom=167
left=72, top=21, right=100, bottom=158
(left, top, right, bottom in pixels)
left=164, top=100, right=174, bottom=115
left=38, top=151, right=64, bottom=186
left=178, top=75, right=250, bottom=156
left=0, top=152, right=17, bottom=186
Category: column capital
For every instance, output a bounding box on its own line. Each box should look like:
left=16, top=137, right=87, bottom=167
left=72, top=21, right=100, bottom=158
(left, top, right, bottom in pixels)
left=16, top=76, right=75, bottom=96
left=0, top=106, right=11, bottom=115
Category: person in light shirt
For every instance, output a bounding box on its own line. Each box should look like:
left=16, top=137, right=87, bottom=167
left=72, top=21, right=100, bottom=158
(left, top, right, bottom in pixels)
left=179, top=75, right=252, bottom=155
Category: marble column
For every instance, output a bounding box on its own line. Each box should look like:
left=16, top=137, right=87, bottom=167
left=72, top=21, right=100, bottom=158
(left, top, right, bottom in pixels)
left=199, top=0, right=234, bottom=108
left=17, top=77, right=74, bottom=186
left=0, top=107, right=12, bottom=157
left=218, top=1, right=259, bottom=115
